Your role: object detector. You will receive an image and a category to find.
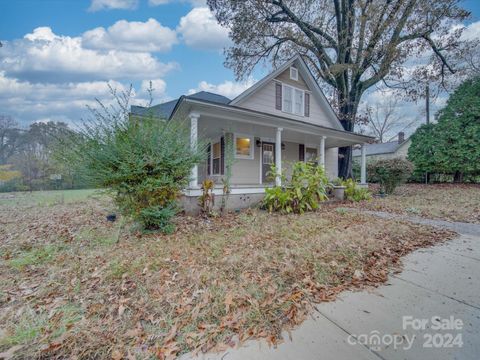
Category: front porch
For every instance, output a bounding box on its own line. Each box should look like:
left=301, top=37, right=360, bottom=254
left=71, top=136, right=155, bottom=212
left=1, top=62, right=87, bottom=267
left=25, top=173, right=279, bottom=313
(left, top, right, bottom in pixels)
left=184, top=109, right=369, bottom=196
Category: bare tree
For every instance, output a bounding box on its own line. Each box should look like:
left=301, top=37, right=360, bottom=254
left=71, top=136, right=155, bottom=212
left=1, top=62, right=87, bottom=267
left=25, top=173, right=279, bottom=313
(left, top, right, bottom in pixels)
left=208, top=0, right=472, bottom=177
left=364, top=98, right=416, bottom=142
left=0, top=115, right=23, bottom=165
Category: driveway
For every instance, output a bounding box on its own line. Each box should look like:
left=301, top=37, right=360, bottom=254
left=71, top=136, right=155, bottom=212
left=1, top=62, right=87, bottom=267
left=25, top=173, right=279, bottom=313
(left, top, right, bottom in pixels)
left=184, top=214, right=480, bottom=360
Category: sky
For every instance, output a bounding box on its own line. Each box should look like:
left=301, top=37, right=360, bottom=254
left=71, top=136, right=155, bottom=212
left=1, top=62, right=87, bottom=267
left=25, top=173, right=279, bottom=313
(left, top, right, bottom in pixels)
left=0, top=0, right=479, bottom=135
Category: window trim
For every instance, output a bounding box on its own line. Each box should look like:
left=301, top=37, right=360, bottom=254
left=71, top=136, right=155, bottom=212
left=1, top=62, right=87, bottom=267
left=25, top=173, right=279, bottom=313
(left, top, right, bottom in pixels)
left=210, top=138, right=222, bottom=175
left=234, top=133, right=254, bottom=160
left=282, top=83, right=305, bottom=116
left=290, top=66, right=298, bottom=81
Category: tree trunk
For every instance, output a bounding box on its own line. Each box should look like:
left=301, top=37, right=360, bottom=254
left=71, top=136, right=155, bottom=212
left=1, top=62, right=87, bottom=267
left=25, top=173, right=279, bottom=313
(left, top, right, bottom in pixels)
left=453, top=171, right=463, bottom=183
left=337, top=91, right=359, bottom=179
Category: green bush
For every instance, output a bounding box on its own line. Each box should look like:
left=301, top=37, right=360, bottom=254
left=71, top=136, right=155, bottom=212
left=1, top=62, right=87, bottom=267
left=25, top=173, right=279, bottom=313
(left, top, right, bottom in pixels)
left=57, top=88, right=204, bottom=233
left=342, top=178, right=372, bottom=201
left=367, top=158, right=414, bottom=194
left=263, top=161, right=329, bottom=214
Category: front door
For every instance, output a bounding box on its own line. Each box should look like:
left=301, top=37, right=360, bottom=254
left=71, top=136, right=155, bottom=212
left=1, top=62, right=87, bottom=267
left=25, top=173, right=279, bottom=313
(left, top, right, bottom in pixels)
left=262, top=142, right=275, bottom=183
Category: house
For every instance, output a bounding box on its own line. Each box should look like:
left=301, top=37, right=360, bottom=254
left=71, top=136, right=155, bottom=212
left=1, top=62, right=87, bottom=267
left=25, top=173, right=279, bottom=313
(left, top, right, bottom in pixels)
left=352, top=132, right=411, bottom=162
left=131, top=55, right=373, bottom=213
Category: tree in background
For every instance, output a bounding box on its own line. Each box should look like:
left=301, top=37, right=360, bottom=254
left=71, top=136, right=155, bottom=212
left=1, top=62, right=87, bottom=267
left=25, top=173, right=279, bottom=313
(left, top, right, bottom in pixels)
left=208, top=0, right=472, bottom=177
left=0, top=119, right=82, bottom=191
left=9, top=122, right=73, bottom=190
left=408, top=77, right=480, bottom=182
left=0, top=115, right=23, bottom=165
left=364, top=98, right=416, bottom=143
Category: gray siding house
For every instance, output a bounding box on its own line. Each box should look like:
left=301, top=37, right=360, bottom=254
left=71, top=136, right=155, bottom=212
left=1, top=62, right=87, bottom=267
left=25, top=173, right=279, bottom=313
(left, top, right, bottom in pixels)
left=131, top=55, right=372, bottom=211
left=352, top=132, right=411, bottom=162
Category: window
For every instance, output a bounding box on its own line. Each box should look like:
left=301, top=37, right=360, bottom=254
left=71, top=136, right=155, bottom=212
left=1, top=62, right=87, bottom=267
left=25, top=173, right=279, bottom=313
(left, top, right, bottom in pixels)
left=282, top=85, right=293, bottom=113
left=212, top=141, right=221, bottom=175
left=294, top=89, right=304, bottom=115
left=263, top=144, right=274, bottom=164
left=290, top=67, right=298, bottom=81
left=235, top=134, right=254, bottom=159
left=282, top=84, right=304, bottom=116
left=305, top=147, right=318, bottom=164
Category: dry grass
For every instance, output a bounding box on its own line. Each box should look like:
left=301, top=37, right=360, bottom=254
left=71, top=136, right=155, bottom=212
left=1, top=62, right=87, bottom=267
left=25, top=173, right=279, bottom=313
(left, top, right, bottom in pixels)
left=348, top=183, right=480, bottom=223
left=0, top=190, right=454, bottom=359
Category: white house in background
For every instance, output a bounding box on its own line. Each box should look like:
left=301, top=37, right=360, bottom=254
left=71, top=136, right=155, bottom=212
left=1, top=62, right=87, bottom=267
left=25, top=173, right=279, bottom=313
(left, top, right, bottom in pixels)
left=352, top=132, right=411, bottom=162
left=131, top=55, right=373, bottom=212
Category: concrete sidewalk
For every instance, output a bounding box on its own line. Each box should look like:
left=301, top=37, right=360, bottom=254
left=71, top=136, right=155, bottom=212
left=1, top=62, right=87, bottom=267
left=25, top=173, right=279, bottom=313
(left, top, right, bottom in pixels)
left=184, top=215, right=480, bottom=360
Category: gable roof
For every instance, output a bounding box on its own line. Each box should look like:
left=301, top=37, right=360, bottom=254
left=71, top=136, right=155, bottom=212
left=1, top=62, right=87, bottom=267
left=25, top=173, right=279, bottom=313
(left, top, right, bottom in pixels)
left=230, top=54, right=344, bottom=131
left=352, top=139, right=410, bottom=157
left=131, top=91, right=230, bottom=119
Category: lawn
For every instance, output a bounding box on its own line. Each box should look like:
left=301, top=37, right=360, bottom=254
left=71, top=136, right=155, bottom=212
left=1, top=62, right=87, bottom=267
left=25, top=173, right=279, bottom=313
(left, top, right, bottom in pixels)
left=0, top=188, right=101, bottom=208
left=0, top=189, right=454, bottom=359
left=348, top=183, right=480, bottom=223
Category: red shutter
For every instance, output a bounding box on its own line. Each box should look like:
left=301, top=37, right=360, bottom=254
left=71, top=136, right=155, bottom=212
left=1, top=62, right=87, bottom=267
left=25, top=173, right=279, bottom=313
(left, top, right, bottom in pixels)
left=275, top=82, right=282, bottom=110
left=220, top=136, right=225, bottom=175
left=299, top=144, right=305, bottom=161
left=304, top=93, right=310, bottom=117
left=207, top=143, right=211, bottom=175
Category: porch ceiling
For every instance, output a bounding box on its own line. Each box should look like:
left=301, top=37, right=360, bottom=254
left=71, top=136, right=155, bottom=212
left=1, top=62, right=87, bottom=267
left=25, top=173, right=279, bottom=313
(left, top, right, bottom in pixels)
left=174, top=98, right=373, bottom=147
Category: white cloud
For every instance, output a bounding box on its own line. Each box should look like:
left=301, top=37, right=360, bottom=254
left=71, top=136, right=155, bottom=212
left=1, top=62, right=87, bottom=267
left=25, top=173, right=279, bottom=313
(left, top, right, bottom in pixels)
left=141, top=79, right=167, bottom=94
left=149, top=0, right=206, bottom=6
left=177, top=7, right=230, bottom=50
left=148, top=0, right=170, bottom=5
left=188, top=78, right=256, bottom=99
left=0, top=71, right=167, bottom=125
left=449, top=20, right=480, bottom=42
left=82, top=18, right=178, bottom=52
left=24, top=27, right=58, bottom=42
left=88, top=0, right=138, bottom=12
left=0, top=27, right=178, bottom=83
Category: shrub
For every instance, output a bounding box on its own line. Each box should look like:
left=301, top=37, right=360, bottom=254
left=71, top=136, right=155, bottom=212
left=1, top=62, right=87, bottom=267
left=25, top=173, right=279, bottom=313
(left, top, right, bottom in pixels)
left=263, top=161, right=329, bottom=214
left=198, top=179, right=215, bottom=216
left=57, top=86, right=205, bottom=233
left=342, top=178, right=372, bottom=202
left=368, top=158, right=414, bottom=194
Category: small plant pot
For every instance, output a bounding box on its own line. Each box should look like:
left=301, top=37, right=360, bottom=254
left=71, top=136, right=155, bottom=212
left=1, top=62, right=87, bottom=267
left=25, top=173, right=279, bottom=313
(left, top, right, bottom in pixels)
left=332, top=186, right=346, bottom=201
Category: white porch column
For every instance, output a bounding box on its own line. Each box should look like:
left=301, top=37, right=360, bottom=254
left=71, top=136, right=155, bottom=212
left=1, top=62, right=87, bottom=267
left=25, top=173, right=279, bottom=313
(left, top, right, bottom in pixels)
left=319, top=136, right=326, bottom=167
left=189, top=112, right=200, bottom=188
left=360, top=143, right=367, bottom=184
left=275, top=127, right=283, bottom=186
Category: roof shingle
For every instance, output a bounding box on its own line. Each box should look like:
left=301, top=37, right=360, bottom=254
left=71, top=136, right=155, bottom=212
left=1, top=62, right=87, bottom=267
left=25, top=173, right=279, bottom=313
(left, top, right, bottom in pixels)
left=130, top=91, right=231, bottom=119
left=352, top=141, right=406, bottom=156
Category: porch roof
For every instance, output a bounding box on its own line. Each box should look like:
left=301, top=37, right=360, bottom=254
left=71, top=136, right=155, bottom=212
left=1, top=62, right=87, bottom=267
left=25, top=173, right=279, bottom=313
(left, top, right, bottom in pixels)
left=171, top=97, right=374, bottom=147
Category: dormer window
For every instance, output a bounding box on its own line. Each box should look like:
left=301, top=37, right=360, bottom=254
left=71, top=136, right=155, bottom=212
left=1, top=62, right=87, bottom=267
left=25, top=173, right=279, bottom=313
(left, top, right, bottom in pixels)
left=290, top=67, right=298, bottom=81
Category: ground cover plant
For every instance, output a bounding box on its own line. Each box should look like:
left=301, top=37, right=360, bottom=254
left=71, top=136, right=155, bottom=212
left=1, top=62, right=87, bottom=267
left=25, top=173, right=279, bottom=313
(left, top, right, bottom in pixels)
left=0, top=189, right=454, bottom=359
left=346, top=183, right=480, bottom=223
left=342, top=178, right=372, bottom=202
left=263, top=161, right=329, bottom=213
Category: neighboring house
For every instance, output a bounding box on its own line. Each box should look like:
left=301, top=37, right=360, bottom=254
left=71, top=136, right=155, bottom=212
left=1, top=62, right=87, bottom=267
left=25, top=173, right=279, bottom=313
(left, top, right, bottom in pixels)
left=352, top=132, right=411, bottom=162
left=131, top=55, right=372, bottom=212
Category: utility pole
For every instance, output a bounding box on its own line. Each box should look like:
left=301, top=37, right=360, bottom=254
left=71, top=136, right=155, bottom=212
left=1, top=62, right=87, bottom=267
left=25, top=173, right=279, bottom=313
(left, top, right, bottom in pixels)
left=425, top=84, right=430, bottom=184
left=425, top=84, right=430, bottom=124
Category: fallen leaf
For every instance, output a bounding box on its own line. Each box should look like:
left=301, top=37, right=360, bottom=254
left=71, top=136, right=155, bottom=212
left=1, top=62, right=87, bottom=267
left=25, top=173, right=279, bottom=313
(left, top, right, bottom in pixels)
left=111, top=349, right=122, bottom=360
left=224, top=292, right=234, bottom=313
